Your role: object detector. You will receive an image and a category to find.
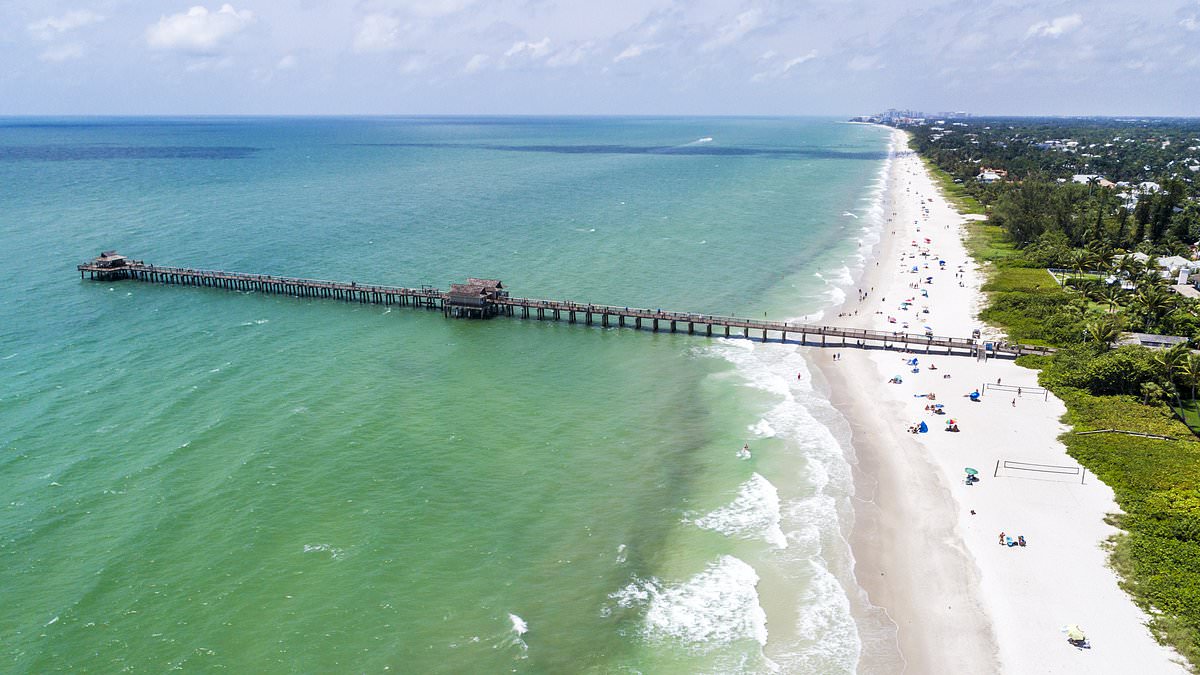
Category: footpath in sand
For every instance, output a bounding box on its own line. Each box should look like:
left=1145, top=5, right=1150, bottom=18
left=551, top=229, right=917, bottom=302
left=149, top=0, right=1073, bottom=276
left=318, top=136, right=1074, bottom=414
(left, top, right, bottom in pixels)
left=819, top=129, right=1186, bottom=674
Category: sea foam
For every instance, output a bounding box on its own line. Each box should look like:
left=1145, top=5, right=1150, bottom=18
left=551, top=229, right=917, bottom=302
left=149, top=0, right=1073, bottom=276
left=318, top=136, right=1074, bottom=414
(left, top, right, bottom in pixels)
left=612, top=555, right=767, bottom=648
left=694, top=473, right=788, bottom=549
left=710, top=329, right=863, bottom=671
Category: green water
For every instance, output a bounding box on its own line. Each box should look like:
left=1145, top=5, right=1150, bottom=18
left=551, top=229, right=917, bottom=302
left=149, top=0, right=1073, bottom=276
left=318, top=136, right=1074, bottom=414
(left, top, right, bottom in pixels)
left=0, top=117, right=890, bottom=672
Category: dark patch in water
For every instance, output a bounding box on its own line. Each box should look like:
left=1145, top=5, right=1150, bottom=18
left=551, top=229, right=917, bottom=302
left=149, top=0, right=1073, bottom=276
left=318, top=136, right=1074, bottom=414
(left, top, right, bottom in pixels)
left=0, top=145, right=261, bottom=161
left=352, top=142, right=887, bottom=160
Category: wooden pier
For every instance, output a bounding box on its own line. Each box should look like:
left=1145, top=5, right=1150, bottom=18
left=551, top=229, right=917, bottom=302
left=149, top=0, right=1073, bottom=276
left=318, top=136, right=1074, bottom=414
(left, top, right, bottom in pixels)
left=78, top=252, right=1054, bottom=359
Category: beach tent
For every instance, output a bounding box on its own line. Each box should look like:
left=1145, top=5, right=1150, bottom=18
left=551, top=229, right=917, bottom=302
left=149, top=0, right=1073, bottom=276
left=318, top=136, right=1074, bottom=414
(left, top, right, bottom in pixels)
left=917, top=421, right=929, bottom=433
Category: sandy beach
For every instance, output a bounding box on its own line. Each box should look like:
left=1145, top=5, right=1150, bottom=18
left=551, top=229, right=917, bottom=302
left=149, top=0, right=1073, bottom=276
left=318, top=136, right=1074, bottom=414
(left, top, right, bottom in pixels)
left=823, top=129, right=1188, bottom=673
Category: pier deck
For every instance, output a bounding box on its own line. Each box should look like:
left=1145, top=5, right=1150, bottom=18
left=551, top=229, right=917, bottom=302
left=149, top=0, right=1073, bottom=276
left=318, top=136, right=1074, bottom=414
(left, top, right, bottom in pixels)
left=78, top=256, right=1053, bottom=359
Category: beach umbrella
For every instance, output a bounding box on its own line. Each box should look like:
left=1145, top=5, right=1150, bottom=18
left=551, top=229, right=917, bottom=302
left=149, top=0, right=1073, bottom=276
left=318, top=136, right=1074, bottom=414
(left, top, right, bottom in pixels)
left=1066, top=625, right=1086, bottom=641
left=946, top=419, right=956, bottom=424
left=964, top=467, right=979, bottom=475
left=933, top=403, right=944, bottom=409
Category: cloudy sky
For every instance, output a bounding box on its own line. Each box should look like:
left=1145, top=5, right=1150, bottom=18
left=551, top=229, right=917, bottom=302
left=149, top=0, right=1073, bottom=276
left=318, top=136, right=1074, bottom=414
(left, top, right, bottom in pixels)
left=2, top=0, right=1198, bottom=116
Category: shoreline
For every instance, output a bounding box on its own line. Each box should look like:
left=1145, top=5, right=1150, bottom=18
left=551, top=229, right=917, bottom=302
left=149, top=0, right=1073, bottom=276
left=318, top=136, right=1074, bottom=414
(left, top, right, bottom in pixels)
left=814, top=128, right=1186, bottom=673
left=817, top=128, right=997, bottom=674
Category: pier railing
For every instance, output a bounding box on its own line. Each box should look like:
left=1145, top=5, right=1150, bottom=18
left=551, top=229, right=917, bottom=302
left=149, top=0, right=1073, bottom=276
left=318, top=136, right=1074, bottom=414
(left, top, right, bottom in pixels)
left=78, top=258, right=1053, bottom=359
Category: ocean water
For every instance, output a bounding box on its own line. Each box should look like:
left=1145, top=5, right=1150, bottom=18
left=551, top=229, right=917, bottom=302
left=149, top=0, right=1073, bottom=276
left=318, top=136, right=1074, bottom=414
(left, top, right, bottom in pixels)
left=0, top=117, right=891, bottom=673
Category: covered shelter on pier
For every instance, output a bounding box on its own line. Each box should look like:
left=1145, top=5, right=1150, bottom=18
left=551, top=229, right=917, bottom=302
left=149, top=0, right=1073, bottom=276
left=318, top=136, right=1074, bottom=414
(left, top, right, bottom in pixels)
left=446, top=278, right=505, bottom=318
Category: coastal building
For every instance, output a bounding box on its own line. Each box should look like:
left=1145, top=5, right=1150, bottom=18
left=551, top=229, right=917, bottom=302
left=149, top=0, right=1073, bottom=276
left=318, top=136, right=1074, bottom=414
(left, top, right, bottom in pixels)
left=90, top=250, right=128, bottom=268
left=977, top=167, right=1007, bottom=184
left=1071, top=174, right=1114, bottom=188
left=1156, top=256, right=1196, bottom=275
left=1120, top=332, right=1190, bottom=349
left=446, top=278, right=506, bottom=319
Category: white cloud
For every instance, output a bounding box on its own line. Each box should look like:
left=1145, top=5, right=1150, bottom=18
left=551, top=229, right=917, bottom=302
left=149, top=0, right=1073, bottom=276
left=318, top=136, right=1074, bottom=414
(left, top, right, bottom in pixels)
left=39, top=43, right=86, bottom=62
left=613, top=43, right=660, bottom=63
left=750, top=49, right=816, bottom=82
left=185, top=55, right=234, bottom=72
left=354, top=14, right=402, bottom=53
left=1182, top=15, right=1200, bottom=31
left=547, top=43, right=592, bottom=68
left=847, top=54, right=880, bottom=71
left=400, top=56, right=427, bottom=74
left=386, top=0, right=473, bottom=18
left=27, top=10, right=104, bottom=40
left=147, top=4, right=254, bottom=52
left=505, top=37, right=551, bottom=59
left=1026, top=14, right=1083, bottom=39
left=703, top=9, right=763, bottom=51
left=463, top=53, right=489, bottom=73
left=277, top=54, right=296, bottom=70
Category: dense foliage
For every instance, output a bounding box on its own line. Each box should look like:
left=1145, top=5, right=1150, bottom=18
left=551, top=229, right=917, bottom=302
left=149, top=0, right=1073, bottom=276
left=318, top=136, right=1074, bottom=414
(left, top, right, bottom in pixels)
left=908, top=118, right=1200, bottom=252
left=909, top=124, right=1200, bottom=668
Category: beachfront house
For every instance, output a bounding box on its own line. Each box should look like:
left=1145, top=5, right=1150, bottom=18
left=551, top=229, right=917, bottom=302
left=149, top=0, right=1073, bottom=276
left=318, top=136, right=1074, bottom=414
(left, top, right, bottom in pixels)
left=1120, top=333, right=1191, bottom=350
left=977, top=167, right=1007, bottom=184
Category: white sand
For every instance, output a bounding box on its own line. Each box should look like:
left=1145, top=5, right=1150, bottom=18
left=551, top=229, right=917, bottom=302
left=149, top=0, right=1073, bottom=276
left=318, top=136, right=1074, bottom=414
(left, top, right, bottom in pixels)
left=823, top=129, right=1187, bottom=673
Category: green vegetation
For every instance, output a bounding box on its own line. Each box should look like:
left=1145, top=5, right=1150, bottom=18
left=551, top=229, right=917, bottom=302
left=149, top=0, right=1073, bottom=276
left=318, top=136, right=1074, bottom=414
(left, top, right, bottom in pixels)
left=912, top=119, right=1200, bottom=668
left=919, top=156, right=986, bottom=215
left=910, top=118, right=1200, bottom=252
left=1172, top=400, right=1200, bottom=437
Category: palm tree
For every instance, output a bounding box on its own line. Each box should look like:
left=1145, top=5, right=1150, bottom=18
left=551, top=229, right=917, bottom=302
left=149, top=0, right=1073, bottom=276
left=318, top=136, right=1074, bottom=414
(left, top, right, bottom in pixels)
left=1083, top=315, right=1122, bottom=350
left=1133, top=284, right=1175, bottom=332
left=1156, top=342, right=1190, bottom=380
left=1176, top=353, right=1200, bottom=403
left=1096, top=284, right=1124, bottom=313
left=1067, top=249, right=1089, bottom=282
left=1114, top=254, right=1137, bottom=281
left=1083, top=246, right=1108, bottom=273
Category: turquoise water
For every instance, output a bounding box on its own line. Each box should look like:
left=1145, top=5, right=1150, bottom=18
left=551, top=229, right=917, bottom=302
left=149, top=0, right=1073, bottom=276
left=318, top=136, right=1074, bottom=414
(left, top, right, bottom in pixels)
left=0, top=117, right=890, bottom=672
